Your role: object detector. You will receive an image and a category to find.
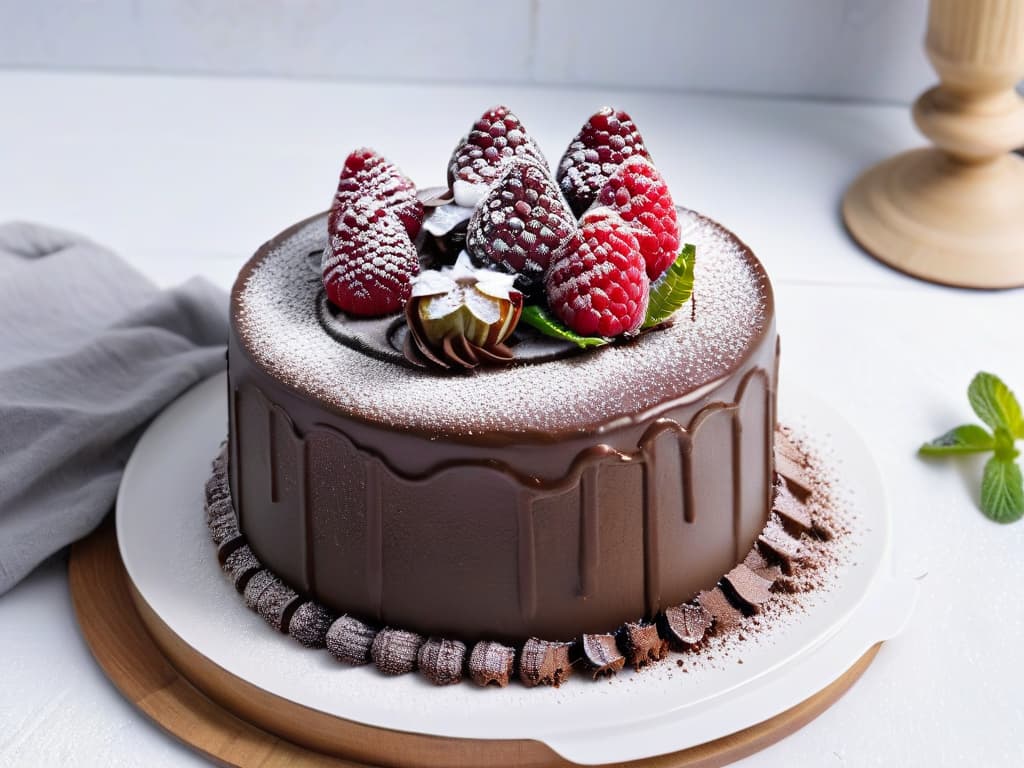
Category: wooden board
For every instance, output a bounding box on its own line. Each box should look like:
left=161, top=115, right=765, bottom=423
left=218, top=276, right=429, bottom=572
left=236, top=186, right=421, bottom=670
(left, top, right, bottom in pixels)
left=69, top=519, right=881, bottom=768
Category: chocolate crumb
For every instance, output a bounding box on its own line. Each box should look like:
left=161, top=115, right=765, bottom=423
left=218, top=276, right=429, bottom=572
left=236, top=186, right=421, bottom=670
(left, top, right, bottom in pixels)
left=758, top=526, right=803, bottom=574
left=576, top=634, right=625, bottom=678
left=519, top=638, right=573, bottom=687
left=205, top=469, right=229, bottom=506
left=658, top=603, right=712, bottom=650
left=618, top=622, right=669, bottom=670
left=371, top=628, right=424, bottom=676
left=772, top=479, right=813, bottom=536
left=468, top=641, right=516, bottom=687
left=326, top=615, right=378, bottom=665
left=742, top=547, right=782, bottom=582
left=256, top=579, right=301, bottom=631
left=775, top=429, right=806, bottom=467
left=207, top=507, right=239, bottom=546
left=215, top=533, right=246, bottom=564
left=222, top=544, right=261, bottom=592
left=288, top=602, right=334, bottom=649
left=242, top=570, right=277, bottom=610
left=722, top=564, right=774, bottom=614
left=775, top=458, right=813, bottom=500
left=697, top=588, right=744, bottom=634
left=812, top=520, right=835, bottom=541
left=417, top=637, right=467, bottom=686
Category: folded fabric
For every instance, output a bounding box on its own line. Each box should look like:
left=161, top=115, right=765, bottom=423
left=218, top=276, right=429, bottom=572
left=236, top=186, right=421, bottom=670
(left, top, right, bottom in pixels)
left=0, top=222, right=229, bottom=595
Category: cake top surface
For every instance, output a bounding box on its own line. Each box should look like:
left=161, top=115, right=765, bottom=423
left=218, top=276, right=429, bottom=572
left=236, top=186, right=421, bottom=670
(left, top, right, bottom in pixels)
left=233, top=208, right=773, bottom=437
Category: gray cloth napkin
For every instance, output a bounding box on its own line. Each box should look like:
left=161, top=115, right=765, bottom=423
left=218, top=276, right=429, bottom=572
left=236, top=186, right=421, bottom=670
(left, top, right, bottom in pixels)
left=0, top=222, right=229, bottom=595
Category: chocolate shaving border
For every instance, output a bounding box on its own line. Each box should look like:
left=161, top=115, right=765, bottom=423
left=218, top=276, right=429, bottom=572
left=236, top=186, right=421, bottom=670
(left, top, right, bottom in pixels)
left=205, top=429, right=838, bottom=688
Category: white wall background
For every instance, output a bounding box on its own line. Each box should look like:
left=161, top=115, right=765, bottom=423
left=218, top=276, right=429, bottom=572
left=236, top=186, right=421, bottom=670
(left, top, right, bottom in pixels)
left=0, top=1, right=935, bottom=102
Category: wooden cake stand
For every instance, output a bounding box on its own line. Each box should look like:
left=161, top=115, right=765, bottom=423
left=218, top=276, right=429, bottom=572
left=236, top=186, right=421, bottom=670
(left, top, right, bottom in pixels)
left=69, top=519, right=881, bottom=768
left=843, top=0, right=1024, bottom=289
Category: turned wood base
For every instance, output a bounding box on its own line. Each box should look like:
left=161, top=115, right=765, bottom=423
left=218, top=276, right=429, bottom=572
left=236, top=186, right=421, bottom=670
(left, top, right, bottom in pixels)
left=843, top=148, right=1024, bottom=289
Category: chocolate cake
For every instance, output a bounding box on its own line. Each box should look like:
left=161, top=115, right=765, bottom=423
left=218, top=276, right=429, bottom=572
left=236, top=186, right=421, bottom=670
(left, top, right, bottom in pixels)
left=218, top=105, right=787, bottom=685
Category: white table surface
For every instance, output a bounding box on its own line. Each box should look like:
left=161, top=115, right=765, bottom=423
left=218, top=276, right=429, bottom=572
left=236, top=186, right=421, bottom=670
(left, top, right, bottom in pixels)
left=1, top=70, right=1022, bottom=768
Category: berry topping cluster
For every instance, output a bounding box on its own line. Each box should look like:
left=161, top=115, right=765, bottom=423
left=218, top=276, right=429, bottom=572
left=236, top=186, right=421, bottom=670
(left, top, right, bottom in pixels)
left=321, top=105, right=687, bottom=357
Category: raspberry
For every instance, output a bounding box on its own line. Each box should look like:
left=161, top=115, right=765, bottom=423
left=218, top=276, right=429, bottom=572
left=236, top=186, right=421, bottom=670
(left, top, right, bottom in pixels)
left=590, top=156, right=679, bottom=281
left=545, top=211, right=649, bottom=338
left=557, top=107, right=651, bottom=216
left=465, top=158, right=578, bottom=285
left=322, top=199, right=420, bottom=317
left=447, top=105, right=546, bottom=207
left=330, top=148, right=424, bottom=239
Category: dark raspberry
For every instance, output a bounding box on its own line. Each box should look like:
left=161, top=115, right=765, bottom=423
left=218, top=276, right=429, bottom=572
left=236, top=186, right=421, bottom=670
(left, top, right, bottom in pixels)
left=322, top=199, right=420, bottom=317
left=329, top=147, right=423, bottom=239
left=466, top=158, right=577, bottom=285
left=557, top=107, right=651, bottom=216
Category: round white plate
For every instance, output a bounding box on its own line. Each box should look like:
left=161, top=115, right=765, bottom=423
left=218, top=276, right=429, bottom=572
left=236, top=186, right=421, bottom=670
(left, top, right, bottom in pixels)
left=116, top=372, right=917, bottom=766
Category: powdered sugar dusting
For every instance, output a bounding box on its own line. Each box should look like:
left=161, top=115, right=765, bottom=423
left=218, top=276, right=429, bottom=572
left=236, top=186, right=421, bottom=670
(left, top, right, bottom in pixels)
left=235, top=207, right=770, bottom=435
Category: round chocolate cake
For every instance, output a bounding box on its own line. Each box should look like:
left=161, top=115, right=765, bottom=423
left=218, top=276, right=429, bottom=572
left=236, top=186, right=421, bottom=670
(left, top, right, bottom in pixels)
left=227, top=206, right=777, bottom=646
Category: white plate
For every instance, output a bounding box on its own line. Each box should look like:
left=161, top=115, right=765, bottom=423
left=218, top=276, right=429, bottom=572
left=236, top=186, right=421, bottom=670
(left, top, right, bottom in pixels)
left=116, top=372, right=917, bottom=766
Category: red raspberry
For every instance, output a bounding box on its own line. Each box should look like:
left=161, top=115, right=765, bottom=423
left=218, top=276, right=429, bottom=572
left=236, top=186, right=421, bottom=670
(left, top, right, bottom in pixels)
left=545, top=211, right=649, bottom=338
left=447, top=105, right=546, bottom=207
left=322, top=199, right=420, bottom=317
left=466, top=158, right=577, bottom=284
left=557, top=107, right=651, bottom=216
left=330, top=148, right=424, bottom=239
left=590, top=156, right=679, bottom=281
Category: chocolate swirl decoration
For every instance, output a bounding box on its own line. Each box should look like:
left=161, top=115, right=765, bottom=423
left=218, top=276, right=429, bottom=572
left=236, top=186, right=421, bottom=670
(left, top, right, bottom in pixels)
left=403, top=301, right=516, bottom=371
left=401, top=251, right=524, bottom=371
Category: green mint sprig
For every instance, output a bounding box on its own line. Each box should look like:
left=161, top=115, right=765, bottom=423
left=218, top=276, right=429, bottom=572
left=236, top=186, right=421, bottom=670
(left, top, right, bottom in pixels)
left=520, top=304, right=610, bottom=348
left=643, top=244, right=696, bottom=329
left=919, top=372, right=1024, bottom=523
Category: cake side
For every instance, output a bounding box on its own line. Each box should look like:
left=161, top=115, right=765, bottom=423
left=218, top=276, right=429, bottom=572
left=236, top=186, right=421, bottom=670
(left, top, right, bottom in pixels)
left=227, top=210, right=777, bottom=644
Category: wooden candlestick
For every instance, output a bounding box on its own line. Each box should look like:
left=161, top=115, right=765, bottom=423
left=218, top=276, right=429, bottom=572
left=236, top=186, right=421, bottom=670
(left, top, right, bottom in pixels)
left=843, top=0, right=1024, bottom=288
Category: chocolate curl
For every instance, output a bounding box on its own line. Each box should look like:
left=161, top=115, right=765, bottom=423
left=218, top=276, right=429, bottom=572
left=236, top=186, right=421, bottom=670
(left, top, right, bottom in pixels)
left=206, top=496, right=239, bottom=546
left=403, top=302, right=516, bottom=371
left=697, top=588, right=744, bottom=634
left=242, top=570, right=278, bottom=611
left=758, top=526, right=803, bottom=575
left=772, top=478, right=813, bottom=536
left=215, top=532, right=247, bottom=564
left=256, top=580, right=301, bottom=632
left=417, top=637, right=467, bottom=686
left=576, top=634, right=625, bottom=678
left=518, top=638, right=573, bottom=687
left=417, top=186, right=456, bottom=207
left=371, top=628, right=424, bottom=676
left=289, top=602, right=334, bottom=649
left=222, top=544, right=262, bottom=592
left=743, top=547, right=782, bottom=583
left=326, top=615, right=378, bottom=666
left=658, top=603, right=712, bottom=651
left=721, top=564, right=774, bottom=615
left=618, top=622, right=668, bottom=670
left=468, top=641, right=516, bottom=687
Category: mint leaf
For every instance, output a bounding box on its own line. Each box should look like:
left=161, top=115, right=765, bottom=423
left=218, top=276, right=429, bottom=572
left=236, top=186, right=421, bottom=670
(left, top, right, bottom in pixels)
left=968, top=372, right=1023, bottom=436
left=994, top=426, right=1020, bottom=461
left=642, top=244, right=696, bottom=329
left=980, top=456, right=1024, bottom=523
left=520, top=304, right=609, bottom=349
left=918, top=424, right=993, bottom=455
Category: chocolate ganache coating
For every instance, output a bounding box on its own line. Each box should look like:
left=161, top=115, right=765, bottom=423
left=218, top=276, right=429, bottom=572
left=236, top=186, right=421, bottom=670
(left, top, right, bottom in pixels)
left=228, top=207, right=778, bottom=645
